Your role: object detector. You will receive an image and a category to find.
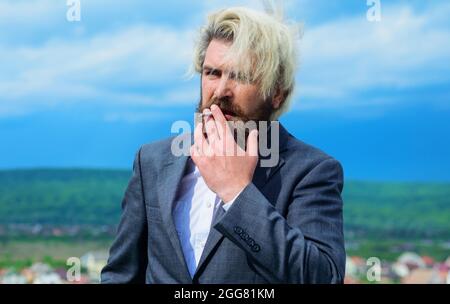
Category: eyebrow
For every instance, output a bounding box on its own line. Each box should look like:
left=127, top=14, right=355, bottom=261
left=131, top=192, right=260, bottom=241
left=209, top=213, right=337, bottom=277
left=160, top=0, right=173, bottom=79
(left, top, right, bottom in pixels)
left=203, top=65, right=222, bottom=72
left=202, top=64, right=247, bottom=81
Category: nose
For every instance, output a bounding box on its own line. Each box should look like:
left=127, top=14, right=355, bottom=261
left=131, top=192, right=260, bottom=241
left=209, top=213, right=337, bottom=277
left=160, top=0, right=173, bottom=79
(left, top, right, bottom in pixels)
left=214, top=74, right=234, bottom=100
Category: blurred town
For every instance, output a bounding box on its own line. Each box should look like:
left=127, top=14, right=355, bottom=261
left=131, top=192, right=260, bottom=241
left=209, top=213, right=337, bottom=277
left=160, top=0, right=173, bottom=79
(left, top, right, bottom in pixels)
left=345, top=253, right=450, bottom=284
left=0, top=251, right=449, bottom=284
left=0, top=251, right=107, bottom=284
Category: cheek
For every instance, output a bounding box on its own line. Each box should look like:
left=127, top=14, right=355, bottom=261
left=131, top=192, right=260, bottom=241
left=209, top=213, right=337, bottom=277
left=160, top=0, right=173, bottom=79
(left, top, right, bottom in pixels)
left=201, top=81, right=214, bottom=101
left=236, top=86, right=262, bottom=111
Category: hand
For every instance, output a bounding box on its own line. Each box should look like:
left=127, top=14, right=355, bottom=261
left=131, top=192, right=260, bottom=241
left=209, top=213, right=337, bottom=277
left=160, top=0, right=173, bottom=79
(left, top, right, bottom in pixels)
left=190, top=104, right=259, bottom=203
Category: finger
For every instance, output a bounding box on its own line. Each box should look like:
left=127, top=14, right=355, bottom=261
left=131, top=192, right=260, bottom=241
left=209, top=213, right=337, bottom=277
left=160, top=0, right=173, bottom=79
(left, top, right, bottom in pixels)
left=195, top=120, right=216, bottom=157
left=246, top=129, right=259, bottom=157
left=190, top=141, right=204, bottom=158
left=203, top=109, right=218, bottom=144
left=211, top=104, right=235, bottom=152
left=211, top=104, right=233, bottom=141
left=194, top=122, right=209, bottom=155
left=190, top=144, right=203, bottom=158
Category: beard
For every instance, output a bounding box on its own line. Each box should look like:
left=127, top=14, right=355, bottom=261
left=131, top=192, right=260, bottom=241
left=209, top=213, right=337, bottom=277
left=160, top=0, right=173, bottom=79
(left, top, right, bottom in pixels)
left=196, top=92, right=275, bottom=150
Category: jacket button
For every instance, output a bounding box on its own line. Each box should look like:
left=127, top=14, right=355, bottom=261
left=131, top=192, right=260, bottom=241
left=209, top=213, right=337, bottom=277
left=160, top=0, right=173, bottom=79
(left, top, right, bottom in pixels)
left=246, top=238, right=255, bottom=247
left=251, top=244, right=261, bottom=252
left=240, top=232, right=249, bottom=240
left=234, top=226, right=243, bottom=234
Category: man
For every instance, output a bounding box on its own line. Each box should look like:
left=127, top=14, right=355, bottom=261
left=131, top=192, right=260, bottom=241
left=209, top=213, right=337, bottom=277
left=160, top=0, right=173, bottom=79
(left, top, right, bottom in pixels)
left=101, top=6, right=345, bottom=284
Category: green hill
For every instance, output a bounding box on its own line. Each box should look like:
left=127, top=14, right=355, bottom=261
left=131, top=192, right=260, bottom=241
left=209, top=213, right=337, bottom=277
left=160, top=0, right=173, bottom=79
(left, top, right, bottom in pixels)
left=344, top=181, right=450, bottom=238
left=0, top=169, right=449, bottom=238
left=0, top=169, right=129, bottom=226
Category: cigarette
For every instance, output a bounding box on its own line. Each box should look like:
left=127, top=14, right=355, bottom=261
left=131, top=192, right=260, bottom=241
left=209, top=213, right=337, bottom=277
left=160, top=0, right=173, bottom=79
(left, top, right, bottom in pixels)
left=202, top=111, right=213, bottom=118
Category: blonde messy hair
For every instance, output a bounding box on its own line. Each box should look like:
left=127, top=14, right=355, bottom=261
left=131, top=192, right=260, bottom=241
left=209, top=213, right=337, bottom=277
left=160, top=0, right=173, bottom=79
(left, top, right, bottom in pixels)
left=192, top=5, right=301, bottom=119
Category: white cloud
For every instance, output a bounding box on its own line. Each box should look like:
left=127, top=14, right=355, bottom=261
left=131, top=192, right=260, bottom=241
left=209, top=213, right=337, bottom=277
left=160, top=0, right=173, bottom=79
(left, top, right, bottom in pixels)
left=0, top=0, right=449, bottom=119
left=296, top=2, right=450, bottom=109
left=7, top=24, right=194, bottom=84
left=0, top=23, right=197, bottom=116
left=0, top=0, right=61, bottom=24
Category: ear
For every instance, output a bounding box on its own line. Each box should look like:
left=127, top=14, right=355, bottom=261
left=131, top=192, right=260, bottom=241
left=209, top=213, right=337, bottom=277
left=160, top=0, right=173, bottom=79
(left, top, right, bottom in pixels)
left=271, top=87, right=285, bottom=110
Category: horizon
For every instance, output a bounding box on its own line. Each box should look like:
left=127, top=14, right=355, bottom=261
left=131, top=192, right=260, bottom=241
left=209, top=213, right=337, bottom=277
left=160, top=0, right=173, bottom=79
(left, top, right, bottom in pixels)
left=1, top=167, right=449, bottom=184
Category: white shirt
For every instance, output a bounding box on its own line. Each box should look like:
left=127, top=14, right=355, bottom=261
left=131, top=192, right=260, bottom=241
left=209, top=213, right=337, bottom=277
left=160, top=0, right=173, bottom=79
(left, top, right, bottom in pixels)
left=172, top=159, right=235, bottom=278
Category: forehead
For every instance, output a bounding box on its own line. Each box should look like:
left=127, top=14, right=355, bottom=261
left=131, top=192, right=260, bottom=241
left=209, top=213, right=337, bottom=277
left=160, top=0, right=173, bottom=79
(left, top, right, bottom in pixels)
left=203, top=39, right=234, bottom=69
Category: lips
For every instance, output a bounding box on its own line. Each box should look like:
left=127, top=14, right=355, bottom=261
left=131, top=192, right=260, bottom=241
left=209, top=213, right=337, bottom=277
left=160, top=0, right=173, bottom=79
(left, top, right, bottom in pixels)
left=221, top=109, right=236, bottom=119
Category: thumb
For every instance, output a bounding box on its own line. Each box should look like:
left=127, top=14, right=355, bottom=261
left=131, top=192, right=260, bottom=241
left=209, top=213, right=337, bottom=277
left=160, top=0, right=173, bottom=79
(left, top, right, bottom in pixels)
left=246, top=129, right=259, bottom=157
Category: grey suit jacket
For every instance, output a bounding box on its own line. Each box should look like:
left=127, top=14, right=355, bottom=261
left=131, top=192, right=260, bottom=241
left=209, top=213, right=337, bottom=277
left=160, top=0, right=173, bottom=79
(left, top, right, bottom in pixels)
left=101, top=124, right=345, bottom=284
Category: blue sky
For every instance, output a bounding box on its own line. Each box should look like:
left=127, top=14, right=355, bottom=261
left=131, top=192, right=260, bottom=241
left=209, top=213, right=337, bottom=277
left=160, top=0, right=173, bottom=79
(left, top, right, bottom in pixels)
left=0, top=0, right=449, bottom=181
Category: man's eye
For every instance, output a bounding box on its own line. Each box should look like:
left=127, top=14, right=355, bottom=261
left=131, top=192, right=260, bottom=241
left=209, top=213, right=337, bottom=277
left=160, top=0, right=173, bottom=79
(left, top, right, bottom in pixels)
left=229, top=71, right=247, bottom=82
left=204, top=69, right=219, bottom=77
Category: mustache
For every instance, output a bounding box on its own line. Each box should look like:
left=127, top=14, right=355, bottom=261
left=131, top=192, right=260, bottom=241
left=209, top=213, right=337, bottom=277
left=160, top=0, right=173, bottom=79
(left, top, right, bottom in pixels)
left=198, top=96, right=250, bottom=121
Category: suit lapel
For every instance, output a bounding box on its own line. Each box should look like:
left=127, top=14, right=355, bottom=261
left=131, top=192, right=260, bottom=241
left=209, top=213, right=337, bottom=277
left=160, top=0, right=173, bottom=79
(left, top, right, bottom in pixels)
left=157, top=151, right=192, bottom=282
left=251, top=122, right=289, bottom=189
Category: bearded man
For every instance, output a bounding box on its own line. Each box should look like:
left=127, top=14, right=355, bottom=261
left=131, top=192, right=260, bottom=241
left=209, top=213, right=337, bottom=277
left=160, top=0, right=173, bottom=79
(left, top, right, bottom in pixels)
left=101, top=6, right=345, bottom=284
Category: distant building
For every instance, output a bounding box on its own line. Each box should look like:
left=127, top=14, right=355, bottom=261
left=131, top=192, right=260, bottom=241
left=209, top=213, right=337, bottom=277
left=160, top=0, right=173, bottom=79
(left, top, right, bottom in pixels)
left=33, top=273, right=62, bottom=284
left=445, top=256, right=450, bottom=268
left=402, top=269, right=433, bottom=284
left=1, top=272, right=27, bottom=284
left=401, top=268, right=445, bottom=284
left=346, top=256, right=366, bottom=277
left=19, top=262, right=64, bottom=284
left=392, top=262, right=410, bottom=278
left=421, top=256, right=435, bottom=268
left=30, top=262, right=52, bottom=274
left=397, top=252, right=426, bottom=271
left=81, top=251, right=109, bottom=283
